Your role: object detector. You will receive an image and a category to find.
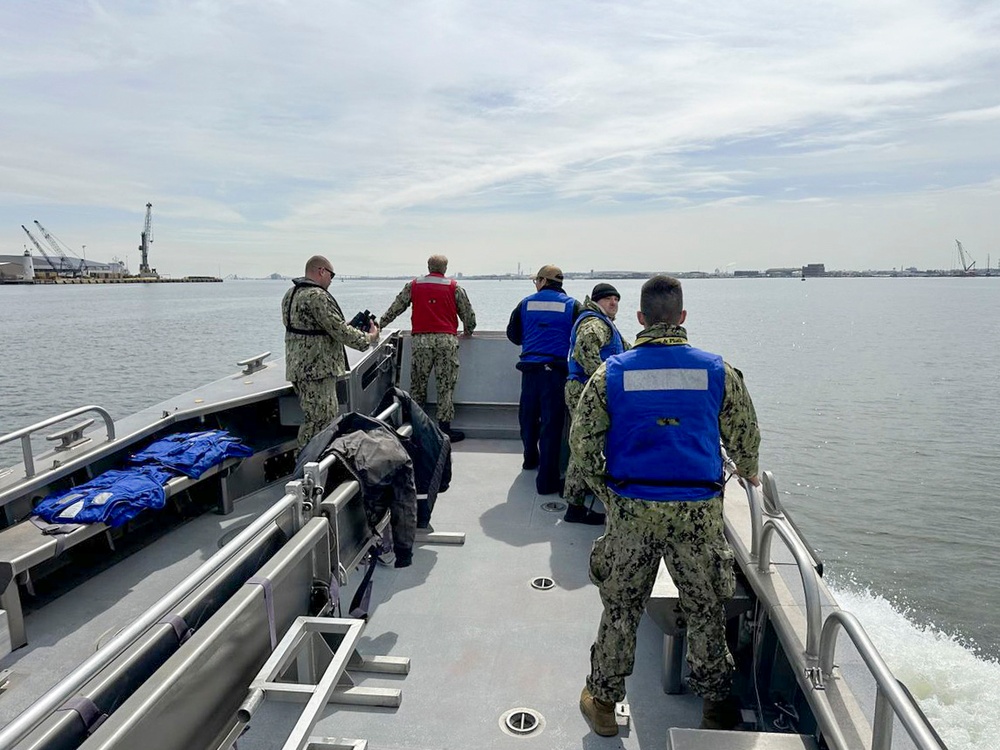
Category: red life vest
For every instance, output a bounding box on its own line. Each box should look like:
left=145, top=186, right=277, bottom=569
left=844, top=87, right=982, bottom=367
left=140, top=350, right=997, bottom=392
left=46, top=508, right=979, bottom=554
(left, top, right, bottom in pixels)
left=411, top=274, right=458, bottom=334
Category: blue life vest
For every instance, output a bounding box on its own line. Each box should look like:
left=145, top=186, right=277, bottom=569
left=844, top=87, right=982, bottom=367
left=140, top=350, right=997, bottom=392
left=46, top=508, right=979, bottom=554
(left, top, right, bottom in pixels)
left=605, top=344, right=726, bottom=501
left=519, top=289, right=575, bottom=364
left=33, top=466, right=174, bottom=527
left=130, top=430, right=253, bottom=478
left=567, top=310, right=625, bottom=383
left=32, top=430, right=252, bottom=528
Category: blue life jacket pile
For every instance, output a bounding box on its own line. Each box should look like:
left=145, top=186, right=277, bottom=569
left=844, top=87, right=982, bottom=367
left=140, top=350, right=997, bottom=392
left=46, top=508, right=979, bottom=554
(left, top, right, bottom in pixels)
left=128, top=430, right=253, bottom=479
left=33, top=430, right=253, bottom=527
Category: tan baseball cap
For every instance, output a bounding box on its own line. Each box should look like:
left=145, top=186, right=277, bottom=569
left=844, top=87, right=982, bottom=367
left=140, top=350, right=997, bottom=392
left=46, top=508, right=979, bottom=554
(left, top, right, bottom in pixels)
left=535, top=264, right=564, bottom=282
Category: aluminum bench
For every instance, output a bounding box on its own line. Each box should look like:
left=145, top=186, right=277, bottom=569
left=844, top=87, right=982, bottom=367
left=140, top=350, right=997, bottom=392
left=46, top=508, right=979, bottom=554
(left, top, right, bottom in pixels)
left=0, top=457, right=242, bottom=651
left=645, top=557, right=752, bottom=694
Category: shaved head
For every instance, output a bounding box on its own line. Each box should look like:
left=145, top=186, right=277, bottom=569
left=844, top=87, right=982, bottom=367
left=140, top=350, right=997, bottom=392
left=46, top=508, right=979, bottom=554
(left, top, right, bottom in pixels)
left=306, top=255, right=331, bottom=275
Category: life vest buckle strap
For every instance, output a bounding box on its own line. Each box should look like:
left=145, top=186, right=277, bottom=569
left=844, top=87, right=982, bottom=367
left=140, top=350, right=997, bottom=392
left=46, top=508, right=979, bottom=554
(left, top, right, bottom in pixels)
left=159, top=613, right=195, bottom=644
left=59, top=695, right=109, bottom=735
left=247, top=575, right=278, bottom=651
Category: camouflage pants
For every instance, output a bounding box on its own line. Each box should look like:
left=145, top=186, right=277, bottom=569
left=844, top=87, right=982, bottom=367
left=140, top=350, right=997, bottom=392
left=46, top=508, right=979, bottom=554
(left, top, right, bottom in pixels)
left=293, top=376, right=339, bottom=451
left=562, top=379, right=588, bottom=505
left=411, top=336, right=460, bottom=422
left=586, top=495, right=735, bottom=704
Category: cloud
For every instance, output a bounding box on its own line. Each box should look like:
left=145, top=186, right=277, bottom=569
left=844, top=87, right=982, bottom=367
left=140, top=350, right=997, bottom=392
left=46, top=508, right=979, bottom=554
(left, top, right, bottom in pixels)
left=1, top=0, right=999, bottom=275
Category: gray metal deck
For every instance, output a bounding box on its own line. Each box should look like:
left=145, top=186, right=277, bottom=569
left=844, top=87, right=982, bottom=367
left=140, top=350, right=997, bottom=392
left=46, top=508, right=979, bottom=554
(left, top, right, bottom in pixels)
left=235, top=439, right=699, bottom=749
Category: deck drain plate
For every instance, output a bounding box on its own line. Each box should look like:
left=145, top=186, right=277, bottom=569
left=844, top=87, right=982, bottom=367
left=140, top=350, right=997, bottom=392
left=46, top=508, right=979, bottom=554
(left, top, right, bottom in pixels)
left=530, top=576, right=555, bottom=591
left=500, top=707, right=545, bottom=737
left=540, top=501, right=566, bottom=512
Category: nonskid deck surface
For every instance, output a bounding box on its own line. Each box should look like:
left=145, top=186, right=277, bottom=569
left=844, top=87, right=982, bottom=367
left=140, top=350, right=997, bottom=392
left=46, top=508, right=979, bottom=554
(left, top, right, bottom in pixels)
left=238, top=440, right=699, bottom=750
left=0, top=482, right=288, bottom=727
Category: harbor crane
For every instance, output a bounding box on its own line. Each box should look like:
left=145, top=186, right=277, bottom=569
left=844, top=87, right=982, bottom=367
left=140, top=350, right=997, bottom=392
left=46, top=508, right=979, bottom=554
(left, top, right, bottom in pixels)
left=33, top=220, right=85, bottom=275
left=138, top=202, right=156, bottom=277
left=21, top=224, right=62, bottom=276
left=956, top=239, right=976, bottom=275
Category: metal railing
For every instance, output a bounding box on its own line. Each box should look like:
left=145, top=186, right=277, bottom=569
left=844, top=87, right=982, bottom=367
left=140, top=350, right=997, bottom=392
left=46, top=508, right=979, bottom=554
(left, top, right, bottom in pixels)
left=0, top=405, right=114, bottom=480
left=740, top=471, right=947, bottom=750
left=0, top=484, right=306, bottom=748
left=820, top=611, right=948, bottom=750
left=0, top=398, right=407, bottom=748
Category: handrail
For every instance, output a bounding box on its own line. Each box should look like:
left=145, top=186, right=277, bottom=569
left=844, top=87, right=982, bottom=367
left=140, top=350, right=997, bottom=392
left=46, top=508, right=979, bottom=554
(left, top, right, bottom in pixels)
left=0, top=483, right=305, bottom=748
left=757, top=516, right=824, bottom=662
left=0, top=384, right=293, bottom=509
left=0, top=405, right=114, bottom=479
left=743, top=479, right=765, bottom=563
left=376, top=399, right=401, bottom=424
left=742, top=473, right=948, bottom=750
left=820, top=610, right=948, bottom=750
left=762, top=471, right=824, bottom=576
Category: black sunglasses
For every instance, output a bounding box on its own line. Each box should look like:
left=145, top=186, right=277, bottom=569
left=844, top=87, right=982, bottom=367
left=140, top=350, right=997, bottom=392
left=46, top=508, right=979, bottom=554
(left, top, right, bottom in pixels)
left=322, top=267, right=336, bottom=278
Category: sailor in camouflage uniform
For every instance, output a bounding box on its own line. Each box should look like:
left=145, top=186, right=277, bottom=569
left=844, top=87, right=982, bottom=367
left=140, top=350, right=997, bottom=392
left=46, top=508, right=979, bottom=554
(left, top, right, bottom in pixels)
left=574, top=275, right=760, bottom=737
left=378, top=255, right=476, bottom=442
left=282, top=255, right=380, bottom=451
left=562, top=283, right=630, bottom=524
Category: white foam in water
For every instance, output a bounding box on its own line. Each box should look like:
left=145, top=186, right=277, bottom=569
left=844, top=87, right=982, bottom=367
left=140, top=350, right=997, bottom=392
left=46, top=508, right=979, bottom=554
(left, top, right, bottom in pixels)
left=831, top=585, right=999, bottom=750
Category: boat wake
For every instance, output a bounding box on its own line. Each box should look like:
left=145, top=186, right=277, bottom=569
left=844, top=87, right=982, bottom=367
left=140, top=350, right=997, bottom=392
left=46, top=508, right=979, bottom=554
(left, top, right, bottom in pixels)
left=830, top=584, right=998, bottom=750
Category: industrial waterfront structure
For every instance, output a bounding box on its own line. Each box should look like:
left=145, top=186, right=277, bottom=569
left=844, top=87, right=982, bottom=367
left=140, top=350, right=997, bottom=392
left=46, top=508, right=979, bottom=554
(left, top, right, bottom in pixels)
left=2, top=204, right=221, bottom=284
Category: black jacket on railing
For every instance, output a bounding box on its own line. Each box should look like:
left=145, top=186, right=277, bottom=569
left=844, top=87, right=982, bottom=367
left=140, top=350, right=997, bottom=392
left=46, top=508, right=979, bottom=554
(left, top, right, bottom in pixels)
left=379, top=386, right=451, bottom=527
left=295, top=412, right=417, bottom=567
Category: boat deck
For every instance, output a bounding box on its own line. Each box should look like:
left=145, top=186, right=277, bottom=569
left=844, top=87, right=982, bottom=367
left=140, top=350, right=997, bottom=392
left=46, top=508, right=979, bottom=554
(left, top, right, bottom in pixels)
left=238, top=438, right=696, bottom=749
left=0, top=439, right=696, bottom=748
left=0, top=333, right=928, bottom=749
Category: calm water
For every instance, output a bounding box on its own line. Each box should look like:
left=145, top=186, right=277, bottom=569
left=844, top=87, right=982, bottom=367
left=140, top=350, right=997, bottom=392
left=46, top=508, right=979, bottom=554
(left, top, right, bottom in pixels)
left=2, top=277, right=998, bottom=746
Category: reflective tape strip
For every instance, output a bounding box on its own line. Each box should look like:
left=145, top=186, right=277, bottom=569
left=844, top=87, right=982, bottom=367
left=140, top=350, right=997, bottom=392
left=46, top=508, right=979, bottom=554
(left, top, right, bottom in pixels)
left=525, top=301, right=567, bottom=313
left=623, top=368, right=708, bottom=391
left=247, top=575, right=277, bottom=650
left=414, top=276, right=452, bottom=285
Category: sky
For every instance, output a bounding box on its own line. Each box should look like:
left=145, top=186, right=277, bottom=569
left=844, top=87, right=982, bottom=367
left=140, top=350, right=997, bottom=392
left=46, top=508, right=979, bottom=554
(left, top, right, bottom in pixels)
left=1, top=1, right=998, bottom=277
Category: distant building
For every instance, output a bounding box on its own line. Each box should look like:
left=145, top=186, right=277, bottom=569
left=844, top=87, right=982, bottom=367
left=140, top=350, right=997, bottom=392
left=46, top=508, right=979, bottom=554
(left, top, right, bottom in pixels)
left=765, top=267, right=798, bottom=278
left=25, top=255, right=126, bottom=278
left=0, top=252, right=35, bottom=281
left=801, top=263, right=826, bottom=277
left=733, top=270, right=761, bottom=278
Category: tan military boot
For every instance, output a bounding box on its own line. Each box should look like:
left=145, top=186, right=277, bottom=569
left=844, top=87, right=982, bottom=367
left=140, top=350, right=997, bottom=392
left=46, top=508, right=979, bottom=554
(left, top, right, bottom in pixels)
left=580, top=686, right=618, bottom=736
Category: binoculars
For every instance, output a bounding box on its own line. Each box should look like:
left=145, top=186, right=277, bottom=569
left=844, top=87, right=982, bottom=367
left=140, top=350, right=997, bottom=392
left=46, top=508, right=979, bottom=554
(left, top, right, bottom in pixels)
left=349, top=309, right=377, bottom=330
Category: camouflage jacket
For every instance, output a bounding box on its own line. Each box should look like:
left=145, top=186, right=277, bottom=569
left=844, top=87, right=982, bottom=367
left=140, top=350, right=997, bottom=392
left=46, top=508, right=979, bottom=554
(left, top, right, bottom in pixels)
left=282, top=278, right=371, bottom=382
left=571, top=296, right=632, bottom=379
left=568, top=323, right=760, bottom=502
left=378, top=278, right=477, bottom=334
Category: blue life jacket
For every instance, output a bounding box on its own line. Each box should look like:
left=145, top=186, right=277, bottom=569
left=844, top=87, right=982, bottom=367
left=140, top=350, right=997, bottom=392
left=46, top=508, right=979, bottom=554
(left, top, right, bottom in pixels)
left=519, top=289, right=575, bottom=364
left=605, top=344, right=726, bottom=501
left=33, top=466, right=174, bottom=527
left=130, top=430, right=253, bottom=478
left=567, top=310, right=625, bottom=383
left=32, top=430, right=252, bottom=528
